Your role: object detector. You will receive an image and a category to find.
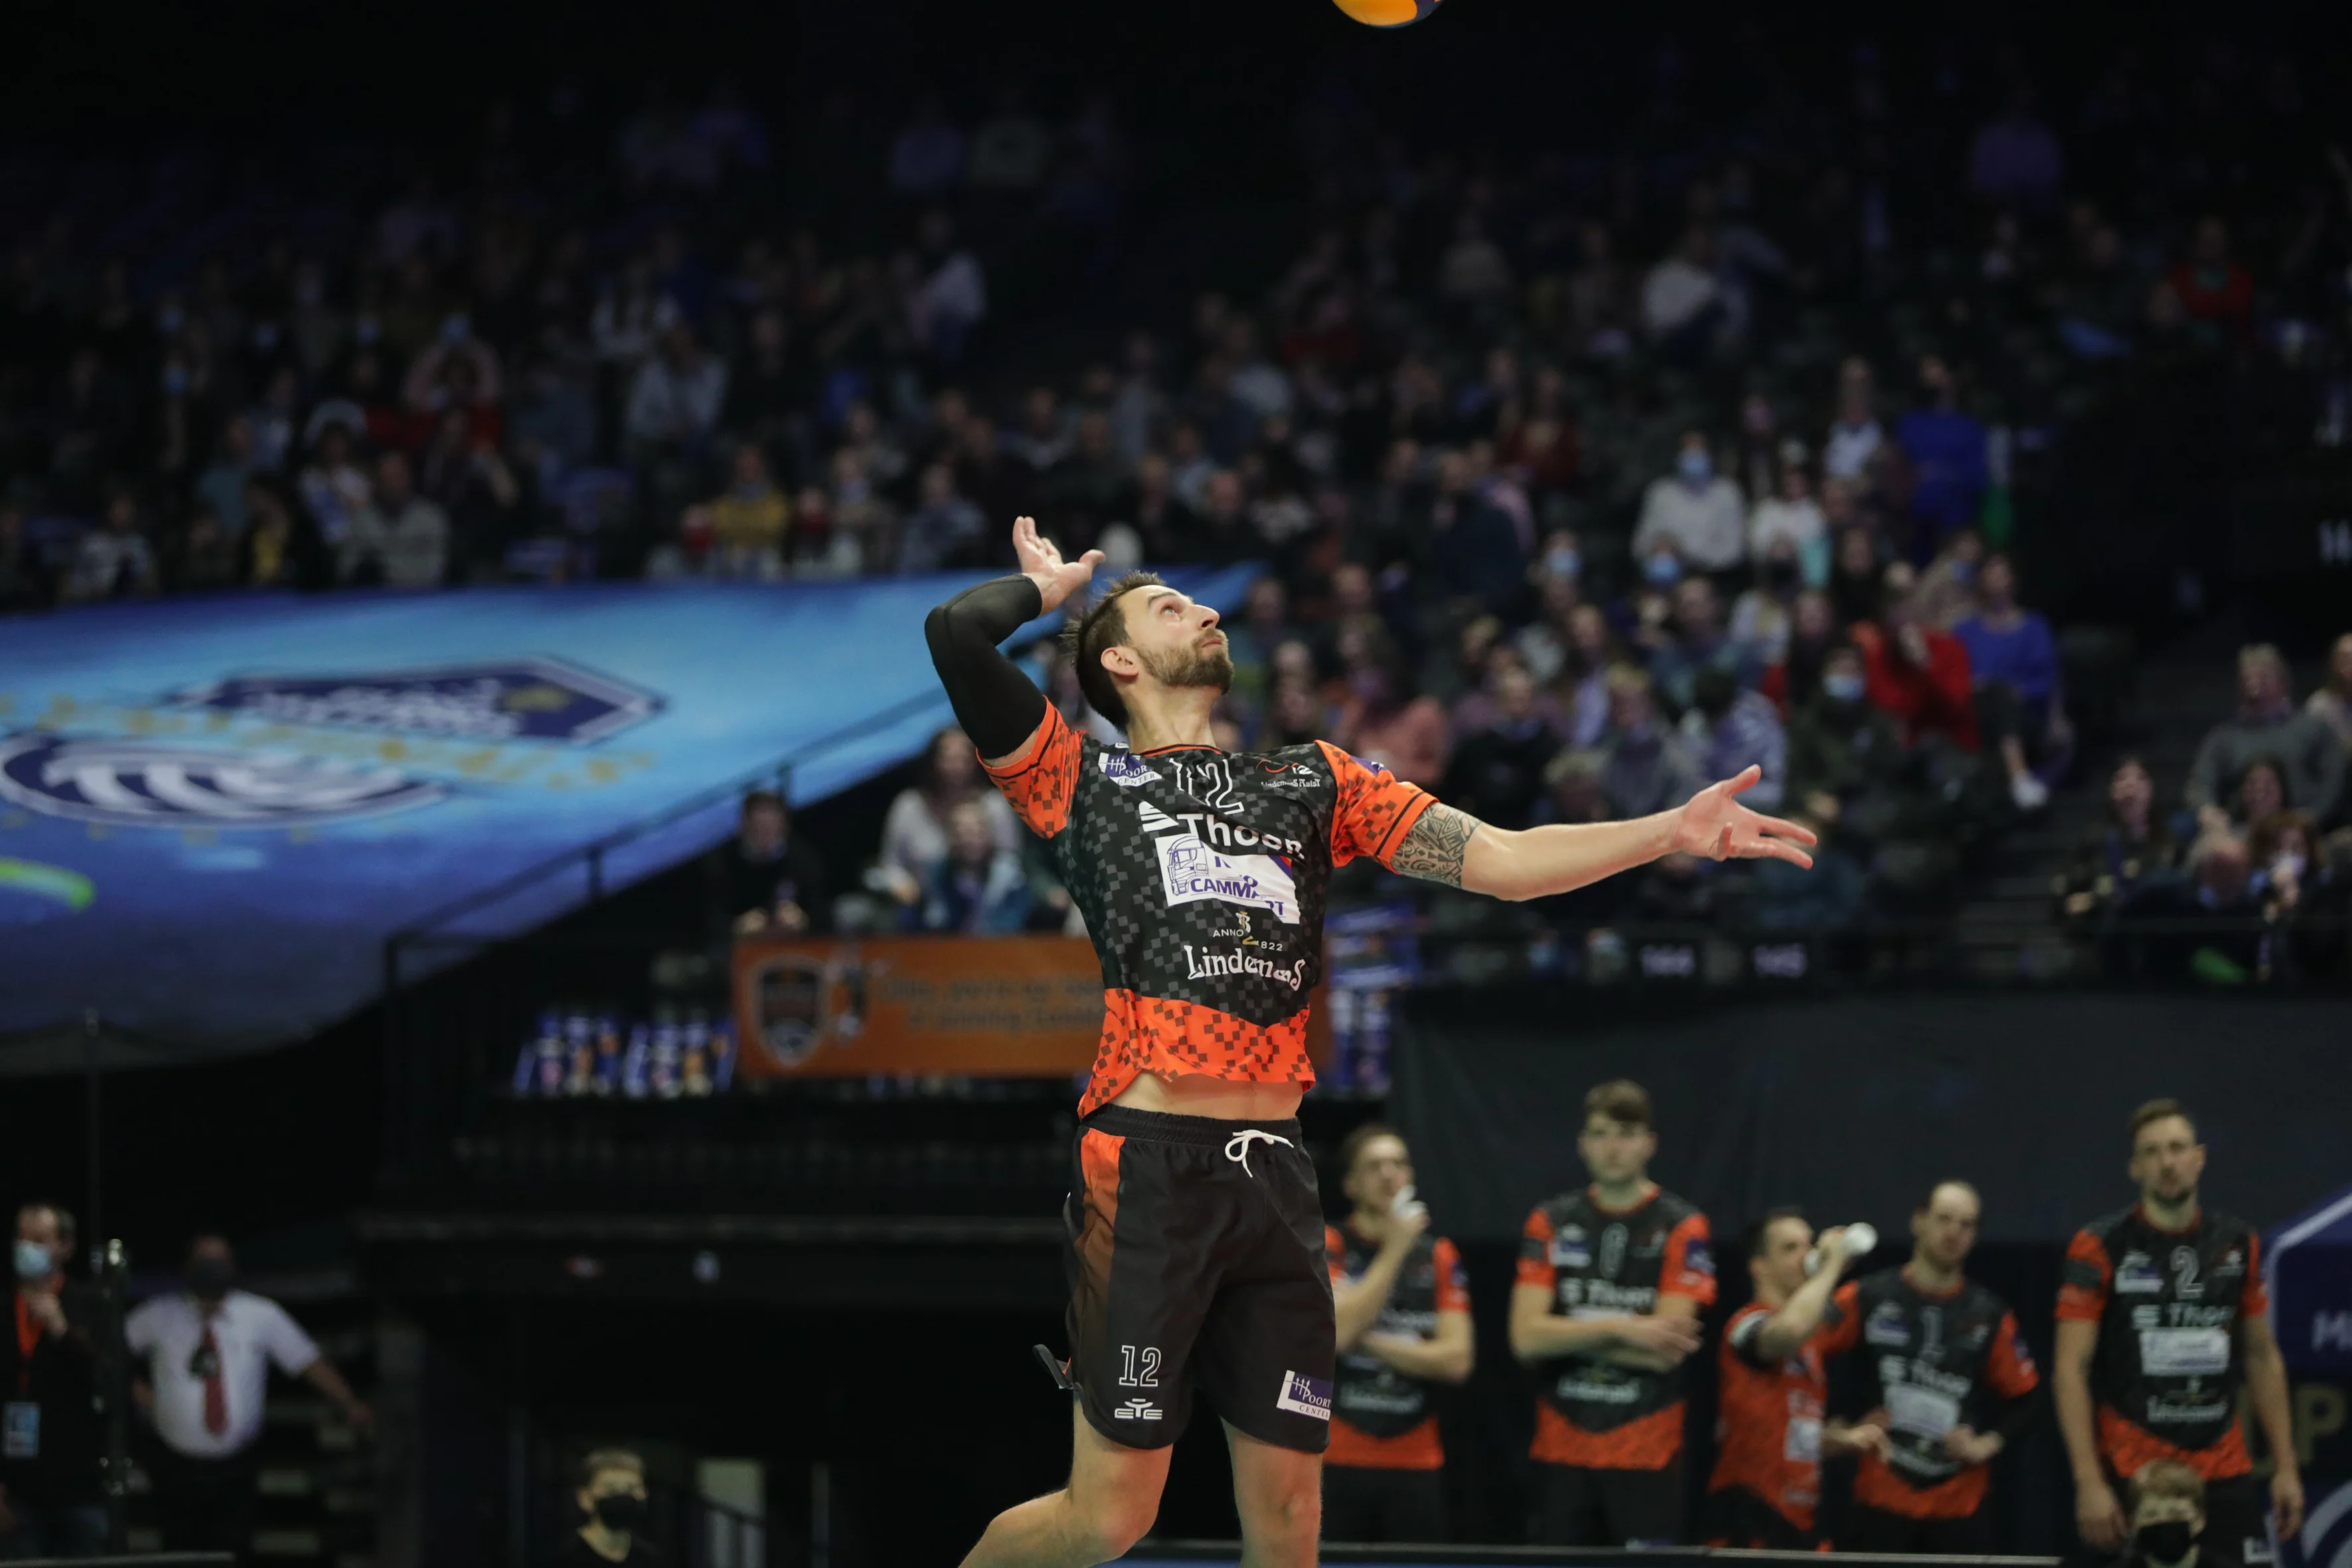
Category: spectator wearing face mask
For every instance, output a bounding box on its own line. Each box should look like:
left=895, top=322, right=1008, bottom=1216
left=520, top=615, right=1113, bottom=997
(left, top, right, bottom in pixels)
left=1747, top=467, right=1828, bottom=578
left=1633, top=433, right=1747, bottom=574
left=1679, top=667, right=1785, bottom=813
left=540, top=1448, right=657, bottom=1567
left=1731, top=540, right=1804, bottom=668
left=126, top=1235, right=372, bottom=1558
left=0, top=1204, right=104, bottom=1559
left=2124, top=1462, right=2213, bottom=1568
left=1786, top=642, right=1907, bottom=841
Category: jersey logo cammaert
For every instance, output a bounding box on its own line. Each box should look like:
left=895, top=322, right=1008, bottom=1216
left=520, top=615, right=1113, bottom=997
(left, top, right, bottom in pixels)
left=1137, top=797, right=1304, bottom=924
left=0, top=734, right=445, bottom=829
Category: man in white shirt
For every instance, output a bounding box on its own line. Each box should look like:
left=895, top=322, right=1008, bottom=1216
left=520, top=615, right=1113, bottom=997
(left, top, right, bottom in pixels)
left=125, top=1235, right=372, bottom=1557
left=1632, top=432, right=1747, bottom=573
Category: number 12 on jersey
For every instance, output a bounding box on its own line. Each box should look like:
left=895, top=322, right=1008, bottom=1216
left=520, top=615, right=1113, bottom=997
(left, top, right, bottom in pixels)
left=1119, top=1345, right=1161, bottom=1387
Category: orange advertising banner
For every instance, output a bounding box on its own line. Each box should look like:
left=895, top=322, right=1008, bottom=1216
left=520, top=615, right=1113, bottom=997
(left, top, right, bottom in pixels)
left=733, top=935, right=1107, bottom=1078
left=732, top=935, right=1328, bottom=1079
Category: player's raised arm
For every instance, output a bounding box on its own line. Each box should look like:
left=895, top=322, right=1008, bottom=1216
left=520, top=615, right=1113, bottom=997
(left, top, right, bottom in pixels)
left=922, top=516, right=1103, bottom=768
left=1391, top=764, right=1816, bottom=900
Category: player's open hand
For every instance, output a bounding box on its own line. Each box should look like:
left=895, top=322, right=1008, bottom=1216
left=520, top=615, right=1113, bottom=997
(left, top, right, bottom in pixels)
left=1012, top=516, right=1103, bottom=615
left=1671, top=766, right=1817, bottom=868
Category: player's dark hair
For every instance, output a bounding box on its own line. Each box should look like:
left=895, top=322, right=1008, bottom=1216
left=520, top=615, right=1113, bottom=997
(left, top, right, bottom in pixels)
left=741, top=788, right=785, bottom=816
left=1747, top=1206, right=1806, bottom=1261
left=1059, top=570, right=1166, bottom=732
left=1582, top=1079, right=1652, bottom=1131
left=1919, top=1178, right=1982, bottom=1215
left=2129, top=1098, right=2196, bottom=1148
left=1338, top=1122, right=1406, bottom=1178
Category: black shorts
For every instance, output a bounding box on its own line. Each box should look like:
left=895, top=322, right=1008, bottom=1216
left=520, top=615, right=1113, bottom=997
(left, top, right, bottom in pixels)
left=1703, top=1483, right=1815, bottom=1550
left=2191, top=1474, right=2271, bottom=1568
left=1528, top=1458, right=1687, bottom=1547
left=1841, top=1502, right=1990, bottom=1555
left=1064, top=1105, right=1333, bottom=1453
left=1324, top=1464, right=1448, bottom=1544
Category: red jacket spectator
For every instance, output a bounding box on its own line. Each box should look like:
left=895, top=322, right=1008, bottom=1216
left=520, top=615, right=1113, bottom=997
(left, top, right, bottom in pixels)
left=2165, top=217, right=2254, bottom=344
left=1852, top=619, right=1980, bottom=751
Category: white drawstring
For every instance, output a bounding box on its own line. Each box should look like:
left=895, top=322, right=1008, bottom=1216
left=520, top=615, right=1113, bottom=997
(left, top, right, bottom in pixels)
left=1223, top=1128, right=1293, bottom=1178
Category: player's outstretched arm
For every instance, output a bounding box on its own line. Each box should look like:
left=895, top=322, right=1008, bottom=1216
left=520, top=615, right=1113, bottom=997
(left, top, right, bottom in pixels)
left=1392, top=765, right=1816, bottom=900
left=923, top=516, right=1102, bottom=766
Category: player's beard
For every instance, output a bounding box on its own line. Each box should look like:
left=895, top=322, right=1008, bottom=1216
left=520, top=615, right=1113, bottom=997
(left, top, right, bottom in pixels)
left=1137, top=641, right=1234, bottom=695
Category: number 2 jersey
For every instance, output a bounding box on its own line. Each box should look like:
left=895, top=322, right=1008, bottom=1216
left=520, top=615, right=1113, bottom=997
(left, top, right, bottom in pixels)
left=983, top=705, right=1435, bottom=1114
left=2057, top=1204, right=2267, bottom=1479
left=1516, top=1186, right=1717, bottom=1468
left=1324, top=1220, right=1471, bottom=1469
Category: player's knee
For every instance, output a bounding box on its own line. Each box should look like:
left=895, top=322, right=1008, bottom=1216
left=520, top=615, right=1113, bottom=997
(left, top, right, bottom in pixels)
left=1072, top=1486, right=1158, bottom=1561
left=1241, top=1470, right=1320, bottom=1545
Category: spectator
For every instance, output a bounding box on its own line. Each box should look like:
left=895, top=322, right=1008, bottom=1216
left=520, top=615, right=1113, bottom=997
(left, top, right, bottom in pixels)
left=908, top=211, right=987, bottom=368
left=1764, top=589, right=1841, bottom=715
left=1680, top=666, right=1786, bottom=812
left=1642, top=226, right=1726, bottom=359
left=1438, top=216, right=1515, bottom=311
left=1330, top=624, right=1449, bottom=787
left=539, top=1449, right=656, bottom=1568
left=2166, top=218, right=2255, bottom=349
left=1565, top=221, right=1638, bottom=358
left=236, top=480, right=315, bottom=589
left=1425, top=449, right=1528, bottom=616
left=1895, top=356, right=1988, bottom=543
left=1956, top=551, right=2067, bottom=807
left=1967, top=86, right=2065, bottom=211
left=63, top=488, right=159, bottom=603
left=1747, top=467, right=1827, bottom=574
left=695, top=442, right=791, bottom=579
left=1822, top=358, right=1885, bottom=484
left=898, top=462, right=985, bottom=575
left=967, top=88, right=1050, bottom=193
left=0, top=1203, right=104, bottom=1559
left=127, top=1235, right=372, bottom=1559
left=1593, top=665, right=1703, bottom=819
left=1853, top=591, right=1982, bottom=754
left=1632, top=431, right=1747, bottom=573
left=296, top=422, right=373, bottom=554
left=1827, top=525, right=1883, bottom=629
left=1650, top=576, right=1760, bottom=716
left=1786, top=641, right=1907, bottom=834
left=1909, top=528, right=1987, bottom=631
left=173, top=503, right=239, bottom=594
left=1747, top=810, right=1865, bottom=930
left=341, top=452, right=449, bottom=589
left=878, top=728, right=1022, bottom=909
left=623, top=324, right=728, bottom=455
left=1443, top=662, right=1561, bottom=830
left=919, top=798, right=1031, bottom=933
left=2206, top=757, right=2289, bottom=839
left=2306, top=633, right=2352, bottom=754
left=2185, top=646, right=2344, bottom=827
left=193, top=417, right=258, bottom=540
left=2061, top=757, right=2187, bottom=924
left=714, top=789, right=828, bottom=937
left=2124, top=1462, right=2209, bottom=1568
left=1730, top=540, right=1801, bottom=668
left=2250, top=809, right=2319, bottom=919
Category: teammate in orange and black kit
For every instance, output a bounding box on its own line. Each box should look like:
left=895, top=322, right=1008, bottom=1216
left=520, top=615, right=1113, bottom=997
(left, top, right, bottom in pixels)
left=931, top=520, right=1813, bottom=1568
left=1705, top=1210, right=1879, bottom=1549
left=1322, top=1125, right=1472, bottom=1545
left=1512, top=1081, right=1719, bottom=1547
left=2055, top=1099, right=2304, bottom=1568
left=1832, top=1180, right=2043, bottom=1554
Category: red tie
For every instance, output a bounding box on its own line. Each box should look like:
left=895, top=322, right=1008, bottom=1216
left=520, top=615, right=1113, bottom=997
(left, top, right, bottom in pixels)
left=200, top=1325, right=228, bottom=1435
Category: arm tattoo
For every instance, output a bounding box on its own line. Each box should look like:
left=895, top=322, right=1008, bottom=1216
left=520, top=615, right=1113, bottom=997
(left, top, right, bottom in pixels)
left=1391, top=803, right=1479, bottom=887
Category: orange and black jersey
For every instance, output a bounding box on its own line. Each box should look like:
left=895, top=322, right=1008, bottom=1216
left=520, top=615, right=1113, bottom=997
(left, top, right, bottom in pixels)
left=1825, top=1270, right=2041, bottom=1519
left=1516, top=1186, right=1716, bottom=1468
left=2057, top=1205, right=2267, bottom=1480
left=927, top=574, right=1435, bottom=1115
left=1324, top=1221, right=1471, bottom=1470
left=1710, top=1300, right=1834, bottom=1533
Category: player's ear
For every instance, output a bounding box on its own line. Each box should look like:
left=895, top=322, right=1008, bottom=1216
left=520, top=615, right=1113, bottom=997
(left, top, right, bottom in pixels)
left=1100, top=643, right=1140, bottom=680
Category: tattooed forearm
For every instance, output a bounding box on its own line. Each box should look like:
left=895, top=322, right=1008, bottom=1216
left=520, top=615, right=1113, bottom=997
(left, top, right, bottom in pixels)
left=1391, top=803, right=1480, bottom=887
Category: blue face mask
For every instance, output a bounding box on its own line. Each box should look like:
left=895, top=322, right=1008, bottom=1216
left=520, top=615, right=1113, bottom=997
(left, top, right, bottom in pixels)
left=1645, top=554, right=1684, bottom=588
left=1678, top=451, right=1713, bottom=487
left=1823, top=672, right=1867, bottom=704
left=1547, top=547, right=1581, bottom=580
left=13, top=1239, right=52, bottom=1283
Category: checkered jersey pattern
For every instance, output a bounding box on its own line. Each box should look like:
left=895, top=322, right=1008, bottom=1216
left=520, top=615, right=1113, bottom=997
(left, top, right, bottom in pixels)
left=978, top=728, right=1433, bottom=1113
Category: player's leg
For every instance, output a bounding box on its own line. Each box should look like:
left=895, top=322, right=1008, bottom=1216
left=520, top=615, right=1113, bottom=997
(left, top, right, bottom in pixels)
left=959, top=1403, right=1172, bottom=1568
left=1227, top=1421, right=1322, bottom=1568
left=2195, top=1474, right=2270, bottom=1568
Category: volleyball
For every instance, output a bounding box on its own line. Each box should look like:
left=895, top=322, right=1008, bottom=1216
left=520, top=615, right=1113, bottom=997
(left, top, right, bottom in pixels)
left=1331, top=0, right=1445, bottom=27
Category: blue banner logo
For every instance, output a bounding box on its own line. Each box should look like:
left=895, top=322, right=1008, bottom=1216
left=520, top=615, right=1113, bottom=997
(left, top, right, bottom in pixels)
left=0, top=734, right=446, bottom=830
left=173, top=657, right=662, bottom=745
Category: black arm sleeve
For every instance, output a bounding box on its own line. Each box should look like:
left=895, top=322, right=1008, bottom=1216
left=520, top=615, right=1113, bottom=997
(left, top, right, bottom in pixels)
left=924, top=575, right=1050, bottom=760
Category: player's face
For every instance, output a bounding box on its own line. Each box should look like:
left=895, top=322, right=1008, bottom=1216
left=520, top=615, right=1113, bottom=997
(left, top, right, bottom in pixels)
left=1577, top=1116, right=1655, bottom=1187
left=1756, top=1216, right=1814, bottom=1298
left=1345, top=1135, right=1413, bottom=1213
left=1119, top=586, right=1232, bottom=694
left=2130, top=1117, right=2205, bottom=1206
left=1913, top=1186, right=1980, bottom=1270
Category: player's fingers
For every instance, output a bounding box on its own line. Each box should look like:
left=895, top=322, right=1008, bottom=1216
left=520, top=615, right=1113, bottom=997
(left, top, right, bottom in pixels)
left=1746, top=809, right=1820, bottom=847
left=1751, top=839, right=1815, bottom=869
left=1078, top=550, right=1105, bottom=570
left=1714, top=824, right=1733, bottom=860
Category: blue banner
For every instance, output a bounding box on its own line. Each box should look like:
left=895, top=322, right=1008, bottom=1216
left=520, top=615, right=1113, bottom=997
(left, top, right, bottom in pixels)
left=0, top=567, right=1257, bottom=1059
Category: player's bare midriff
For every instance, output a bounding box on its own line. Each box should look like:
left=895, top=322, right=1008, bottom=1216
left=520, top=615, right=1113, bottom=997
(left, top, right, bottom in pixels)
left=1111, top=1070, right=1304, bottom=1121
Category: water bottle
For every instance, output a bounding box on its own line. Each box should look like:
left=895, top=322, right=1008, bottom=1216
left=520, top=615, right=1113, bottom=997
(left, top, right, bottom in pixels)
left=621, top=1023, right=653, bottom=1099
left=649, top=1012, right=683, bottom=1099
left=681, top=1010, right=713, bottom=1097
left=544, top=1012, right=589, bottom=1096
left=514, top=1012, right=558, bottom=1097
left=708, top=1021, right=738, bottom=1094
left=593, top=1016, right=626, bottom=1096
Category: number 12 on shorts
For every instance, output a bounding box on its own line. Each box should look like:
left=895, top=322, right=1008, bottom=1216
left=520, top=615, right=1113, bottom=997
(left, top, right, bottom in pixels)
left=1119, top=1345, right=1162, bottom=1387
